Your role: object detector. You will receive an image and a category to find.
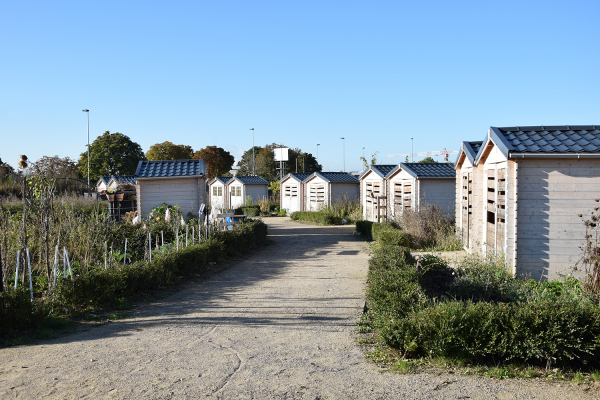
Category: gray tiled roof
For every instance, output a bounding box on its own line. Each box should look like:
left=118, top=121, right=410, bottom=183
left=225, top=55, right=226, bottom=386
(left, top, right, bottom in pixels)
left=369, top=164, right=397, bottom=179
left=209, top=176, right=233, bottom=185
left=135, top=159, right=206, bottom=178
left=109, top=175, right=137, bottom=185
left=234, top=176, right=269, bottom=185
left=469, top=141, right=483, bottom=155
left=496, top=126, right=600, bottom=153
left=97, top=176, right=111, bottom=185
left=400, top=162, right=456, bottom=179
left=280, top=173, right=312, bottom=183
left=307, top=172, right=359, bottom=183
left=456, top=141, right=483, bottom=166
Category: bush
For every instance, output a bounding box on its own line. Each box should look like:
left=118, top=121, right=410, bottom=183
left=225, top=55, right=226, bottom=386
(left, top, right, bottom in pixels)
left=366, top=245, right=600, bottom=368
left=355, top=220, right=373, bottom=236
left=52, top=220, right=268, bottom=313
left=394, top=203, right=461, bottom=250
left=290, top=211, right=338, bottom=225
left=371, top=223, right=409, bottom=247
left=0, top=288, right=51, bottom=333
left=242, top=207, right=260, bottom=217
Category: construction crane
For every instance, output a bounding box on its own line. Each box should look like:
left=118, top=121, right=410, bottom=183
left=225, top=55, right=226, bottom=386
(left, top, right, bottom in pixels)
left=386, top=149, right=459, bottom=162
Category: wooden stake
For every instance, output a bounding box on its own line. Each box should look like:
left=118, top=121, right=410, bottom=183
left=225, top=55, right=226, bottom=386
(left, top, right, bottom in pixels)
left=14, top=250, right=20, bottom=290
left=26, top=248, right=33, bottom=302
left=124, top=238, right=128, bottom=265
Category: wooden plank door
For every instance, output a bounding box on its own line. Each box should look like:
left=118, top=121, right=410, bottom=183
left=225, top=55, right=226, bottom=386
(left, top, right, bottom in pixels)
left=461, top=172, right=470, bottom=246
left=394, top=182, right=402, bottom=217
left=496, top=168, right=506, bottom=251
left=486, top=168, right=496, bottom=253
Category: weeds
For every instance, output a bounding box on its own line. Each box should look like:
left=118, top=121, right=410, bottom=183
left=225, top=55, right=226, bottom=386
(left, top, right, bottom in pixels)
left=393, top=203, right=462, bottom=250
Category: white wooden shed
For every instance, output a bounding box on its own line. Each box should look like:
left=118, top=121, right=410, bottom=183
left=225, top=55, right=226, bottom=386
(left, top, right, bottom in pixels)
left=225, top=176, right=269, bottom=209
left=303, top=172, right=359, bottom=211
left=359, top=165, right=397, bottom=222
left=385, top=162, right=456, bottom=219
left=107, top=175, right=137, bottom=190
left=135, top=159, right=207, bottom=219
left=459, top=125, right=600, bottom=281
left=96, top=176, right=111, bottom=192
left=208, top=176, right=233, bottom=210
left=454, top=141, right=483, bottom=250
left=280, top=173, right=312, bottom=215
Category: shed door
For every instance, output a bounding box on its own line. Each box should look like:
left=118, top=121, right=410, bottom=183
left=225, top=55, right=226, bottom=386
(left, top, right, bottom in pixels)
left=485, top=166, right=506, bottom=254
left=461, top=172, right=472, bottom=246
left=310, top=184, right=325, bottom=210
left=394, top=182, right=403, bottom=217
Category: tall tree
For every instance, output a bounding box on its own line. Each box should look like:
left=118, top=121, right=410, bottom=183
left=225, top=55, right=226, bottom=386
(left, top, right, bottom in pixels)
left=255, top=147, right=277, bottom=181
left=236, top=146, right=263, bottom=176
left=77, top=131, right=146, bottom=181
left=146, top=141, right=193, bottom=160
left=419, top=157, right=437, bottom=163
left=192, top=146, right=235, bottom=180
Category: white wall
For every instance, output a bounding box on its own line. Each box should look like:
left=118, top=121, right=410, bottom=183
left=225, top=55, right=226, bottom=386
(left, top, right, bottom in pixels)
left=361, top=171, right=385, bottom=221
left=139, top=177, right=204, bottom=219
left=281, top=179, right=302, bottom=214
left=419, top=179, right=456, bottom=217
left=209, top=182, right=227, bottom=210
left=305, top=176, right=328, bottom=211
left=516, top=158, right=600, bottom=281
left=229, top=184, right=245, bottom=209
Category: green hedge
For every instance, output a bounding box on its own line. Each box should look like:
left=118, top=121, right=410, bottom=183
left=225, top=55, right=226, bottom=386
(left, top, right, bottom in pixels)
left=290, top=211, right=339, bottom=225
left=0, top=288, right=51, bottom=333
left=355, top=220, right=373, bottom=236
left=242, top=207, right=260, bottom=217
left=367, top=246, right=600, bottom=368
left=52, top=220, right=268, bottom=313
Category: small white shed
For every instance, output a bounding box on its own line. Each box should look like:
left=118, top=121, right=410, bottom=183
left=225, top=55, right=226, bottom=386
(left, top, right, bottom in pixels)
left=303, top=172, right=359, bottom=211
left=454, top=141, right=483, bottom=249
left=226, top=176, right=269, bottom=209
left=280, top=173, right=312, bottom=215
left=359, top=165, right=397, bottom=222
left=208, top=176, right=233, bottom=210
left=459, top=125, right=600, bottom=281
left=96, top=176, right=111, bottom=192
left=386, top=162, right=456, bottom=219
left=135, top=159, right=207, bottom=219
left=107, top=175, right=137, bottom=190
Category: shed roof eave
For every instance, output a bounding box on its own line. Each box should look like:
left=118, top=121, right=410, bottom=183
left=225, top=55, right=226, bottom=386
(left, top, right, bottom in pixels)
left=137, top=175, right=204, bottom=181
left=509, top=152, right=600, bottom=159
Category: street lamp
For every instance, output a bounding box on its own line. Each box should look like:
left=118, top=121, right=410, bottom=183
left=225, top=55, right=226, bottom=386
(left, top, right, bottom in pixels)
left=340, top=137, right=345, bottom=172
left=411, top=137, right=414, bottom=162
left=82, top=109, right=89, bottom=186
left=249, top=128, right=255, bottom=175
left=317, top=144, right=320, bottom=166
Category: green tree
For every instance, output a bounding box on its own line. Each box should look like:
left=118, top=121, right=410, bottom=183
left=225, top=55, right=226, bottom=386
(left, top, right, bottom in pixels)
left=192, top=146, right=235, bottom=180
left=30, top=156, right=78, bottom=179
left=255, top=147, right=277, bottom=181
left=146, top=141, right=193, bottom=160
left=360, top=151, right=379, bottom=170
left=286, top=148, right=321, bottom=174
left=236, top=146, right=263, bottom=176
left=419, top=156, right=437, bottom=163
left=77, top=131, right=146, bottom=182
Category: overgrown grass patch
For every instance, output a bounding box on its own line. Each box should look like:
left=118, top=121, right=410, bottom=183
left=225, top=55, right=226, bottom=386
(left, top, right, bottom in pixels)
left=363, top=245, right=600, bottom=377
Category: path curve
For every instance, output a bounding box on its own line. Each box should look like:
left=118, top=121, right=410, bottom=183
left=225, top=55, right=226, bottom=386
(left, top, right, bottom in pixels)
left=1, top=218, right=597, bottom=399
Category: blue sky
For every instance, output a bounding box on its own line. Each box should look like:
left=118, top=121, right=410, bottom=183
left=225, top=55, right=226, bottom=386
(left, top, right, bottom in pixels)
left=1, top=0, right=598, bottom=173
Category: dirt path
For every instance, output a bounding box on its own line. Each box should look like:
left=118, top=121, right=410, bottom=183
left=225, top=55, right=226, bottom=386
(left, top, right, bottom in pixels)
left=1, top=218, right=598, bottom=399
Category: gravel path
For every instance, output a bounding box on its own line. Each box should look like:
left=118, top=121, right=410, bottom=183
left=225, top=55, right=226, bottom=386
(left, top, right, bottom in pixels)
left=1, top=217, right=598, bottom=399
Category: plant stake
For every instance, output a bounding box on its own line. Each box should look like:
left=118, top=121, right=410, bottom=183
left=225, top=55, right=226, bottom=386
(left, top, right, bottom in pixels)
left=26, top=248, right=33, bottom=302
left=14, top=250, right=20, bottom=290
left=124, top=238, right=128, bottom=265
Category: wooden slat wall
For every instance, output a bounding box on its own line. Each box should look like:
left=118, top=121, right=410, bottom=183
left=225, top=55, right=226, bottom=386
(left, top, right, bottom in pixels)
left=515, top=158, right=600, bottom=281
left=140, top=178, right=205, bottom=218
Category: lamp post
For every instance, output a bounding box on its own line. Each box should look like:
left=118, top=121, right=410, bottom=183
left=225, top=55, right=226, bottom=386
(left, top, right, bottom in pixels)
left=317, top=144, right=320, bottom=166
left=411, top=137, right=414, bottom=162
left=82, top=109, right=90, bottom=186
left=340, top=137, right=345, bottom=172
left=249, top=128, right=255, bottom=175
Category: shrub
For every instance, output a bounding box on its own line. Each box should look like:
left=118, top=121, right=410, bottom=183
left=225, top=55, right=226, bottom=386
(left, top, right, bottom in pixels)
left=242, top=207, right=260, bottom=217
left=290, top=211, right=338, bottom=225
left=355, top=220, right=373, bottom=236
left=394, top=203, right=461, bottom=250
left=366, top=245, right=600, bottom=368
left=371, top=223, right=409, bottom=247
left=0, top=288, right=51, bottom=333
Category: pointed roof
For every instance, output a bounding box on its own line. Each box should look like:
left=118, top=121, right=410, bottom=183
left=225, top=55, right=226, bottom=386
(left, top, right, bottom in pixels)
left=97, top=176, right=111, bottom=186
left=208, top=176, right=234, bottom=185
left=280, top=172, right=312, bottom=183
left=395, top=162, right=455, bottom=179
left=304, top=172, right=359, bottom=183
left=475, top=126, right=600, bottom=164
left=135, top=159, right=206, bottom=179
left=359, top=164, right=398, bottom=180
left=455, top=141, right=483, bottom=167
left=232, top=176, right=269, bottom=185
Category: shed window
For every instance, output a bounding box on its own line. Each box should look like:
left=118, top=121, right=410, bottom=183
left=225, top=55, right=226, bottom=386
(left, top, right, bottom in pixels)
left=285, top=186, right=291, bottom=197
left=232, top=186, right=241, bottom=196
left=291, top=186, right=298, bottom=197
left=213, top=186, right=223, bottom=196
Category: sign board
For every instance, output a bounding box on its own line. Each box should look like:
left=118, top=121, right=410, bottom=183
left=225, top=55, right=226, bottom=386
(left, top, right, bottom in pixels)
left=274, top=147, right=289, bottom=162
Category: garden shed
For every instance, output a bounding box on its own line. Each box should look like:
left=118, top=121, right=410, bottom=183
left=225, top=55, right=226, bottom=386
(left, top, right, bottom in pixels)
left=208, top=176, right=233, bottom=209
left=226, top=176, right=269, bottom=209
left=385, top=162, right=456, bottom=219
left=96, top=176, right=111, bottom=192
left=359, top=164, right=397, bottom=222
left=460, top=125, right=600, bottom=281
left=107, top=175, right=137, bottom=190
left=280, top=172, right=312, bottom=215
left=135, top=159, right=207, bottom=219
left=454, top=141, right=483, bottom=249
left=303, top=172, right=359, bottom=211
